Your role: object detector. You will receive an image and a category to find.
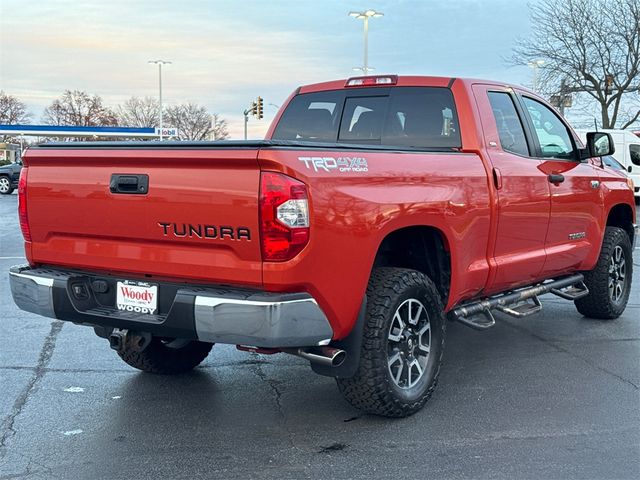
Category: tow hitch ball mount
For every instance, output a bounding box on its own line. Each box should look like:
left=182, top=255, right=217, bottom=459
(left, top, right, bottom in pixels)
left=109, top=329, right=152, bottom=353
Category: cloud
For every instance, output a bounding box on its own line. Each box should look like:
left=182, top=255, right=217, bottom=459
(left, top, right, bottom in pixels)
left=0, top=0, right=535, bottom=138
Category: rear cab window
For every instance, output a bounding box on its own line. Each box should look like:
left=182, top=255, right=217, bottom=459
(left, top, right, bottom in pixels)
left=272, top=87, right=461, bottom=150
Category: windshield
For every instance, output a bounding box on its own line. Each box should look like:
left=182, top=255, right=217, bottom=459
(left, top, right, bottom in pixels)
left=603, top=155, right=625, bottom=171
left=272, top=87, right=461, bottom=150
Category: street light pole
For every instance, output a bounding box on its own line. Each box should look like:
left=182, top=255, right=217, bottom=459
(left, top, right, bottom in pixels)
left=558, top=78, right=566, bottom=117
left=349, top=10, right=384, bottom=75
left=363, top=15, right=369, bottom=74
left=243, top=108, right=249, bottom=140
left=527, top=60, right=544, bottom=92
left=148, top=59, right=172, bottom=141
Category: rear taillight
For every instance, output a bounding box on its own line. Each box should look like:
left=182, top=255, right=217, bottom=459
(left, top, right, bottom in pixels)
left=18, top=167, right=31, bottom=242
left=259, top=172, right=310, bottom=261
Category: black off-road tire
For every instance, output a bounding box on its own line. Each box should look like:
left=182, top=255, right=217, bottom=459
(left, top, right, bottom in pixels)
left=575, top=226, right=633, bottom=319
left=117, top=338, right=213, bottom=374
left=336, top=267, right=446, bottom=418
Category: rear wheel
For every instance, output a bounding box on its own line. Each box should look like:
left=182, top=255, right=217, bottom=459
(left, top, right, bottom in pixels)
left=336, top=267, right=446, bottom=418
left=575, top=226, right=633, bottom=319
left=0, top=176, right=13, bottom=195
left=117, top=337, right=213, bottom=374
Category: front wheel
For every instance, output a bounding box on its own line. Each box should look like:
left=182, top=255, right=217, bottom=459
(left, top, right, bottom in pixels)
left=337, top=267, right=446, bottom=418
left=575, top=226, right=633, bottom=319
left=0, top=176, right=13, bottom=195
left=117, top=337, right=213, bottom=374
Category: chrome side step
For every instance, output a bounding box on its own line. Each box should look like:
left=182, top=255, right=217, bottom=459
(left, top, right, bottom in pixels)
left=496, top=295, right=542, bottom=318
left=452, top=274, right=585, bottom=330
left=456, top=309, right=496, bottom=331
left=550, top=281, right=589, bottom=300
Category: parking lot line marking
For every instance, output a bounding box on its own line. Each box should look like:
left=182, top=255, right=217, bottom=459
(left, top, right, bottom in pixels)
left=0, top=256, right=26, bottom=260
left=63, top=387, right=85, bottom=393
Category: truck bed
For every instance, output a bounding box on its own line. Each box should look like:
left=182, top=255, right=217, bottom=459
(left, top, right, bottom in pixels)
left=24, top=140, right=459, bottom=288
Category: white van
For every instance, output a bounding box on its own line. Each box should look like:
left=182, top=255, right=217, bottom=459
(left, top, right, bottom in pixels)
left=576, top=129, right=640, bottom=199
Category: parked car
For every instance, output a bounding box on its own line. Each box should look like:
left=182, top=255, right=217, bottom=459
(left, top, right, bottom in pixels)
left=0, top=158, right=22, bottom=194
left=10, top=75, right=637, bottom=417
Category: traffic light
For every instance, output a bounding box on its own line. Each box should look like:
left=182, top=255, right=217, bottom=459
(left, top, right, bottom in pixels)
left=250, top=101, right=258, bottom=116
left=256, top=97, right=264, bottom=119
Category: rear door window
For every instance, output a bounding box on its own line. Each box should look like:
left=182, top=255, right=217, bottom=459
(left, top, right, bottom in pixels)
left=487, top=91, right=530, bottom=157
left=272, top=87, right=461, bottom=149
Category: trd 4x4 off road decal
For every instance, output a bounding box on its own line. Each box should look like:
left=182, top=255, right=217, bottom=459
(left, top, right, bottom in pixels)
left=298, top=156, right=368, bottom=173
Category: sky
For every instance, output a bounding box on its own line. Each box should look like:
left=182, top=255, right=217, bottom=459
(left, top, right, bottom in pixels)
left=0, top=0, right=538, bottom=139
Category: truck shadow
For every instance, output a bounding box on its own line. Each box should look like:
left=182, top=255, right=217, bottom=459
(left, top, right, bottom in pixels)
left=72, top=306, right=638, bottom=478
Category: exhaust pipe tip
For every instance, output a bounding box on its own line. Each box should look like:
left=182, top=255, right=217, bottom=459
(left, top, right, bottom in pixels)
left=331, top=349, right=347, bottom=367
left=284, top=346, right=347, bottom=368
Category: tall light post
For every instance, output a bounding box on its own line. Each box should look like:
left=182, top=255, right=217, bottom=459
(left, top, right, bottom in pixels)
left=148, top=59, right=172, bottom=140
left=527, top=60, right=544, bottom=92
left=352, top=67, right=375, bottom=74
left=348, top=9, right=384, bottom=75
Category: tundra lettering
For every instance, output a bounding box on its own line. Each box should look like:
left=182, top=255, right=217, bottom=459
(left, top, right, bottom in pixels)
left=157, top=222, right=251, bottom=240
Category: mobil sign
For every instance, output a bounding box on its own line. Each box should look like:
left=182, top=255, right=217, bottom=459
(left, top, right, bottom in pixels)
left=155, top=127, right=179, bottom=137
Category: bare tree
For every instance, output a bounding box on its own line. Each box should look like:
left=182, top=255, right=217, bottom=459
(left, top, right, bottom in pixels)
left=211, top=113, right=230, bottom=140
left=116, top=96, right=159, bottom=128
left=512, top=0, right=640, bottom=129
left=0, top=91, right=32, bottom=142
left=43, top=90, right=118, bottom=126
left=165, top=103, right=214, bottom=140
left=0, top=91, right=32, bottom=125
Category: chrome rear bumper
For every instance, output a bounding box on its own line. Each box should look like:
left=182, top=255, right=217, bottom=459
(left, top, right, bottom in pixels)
left=9, top=265, right=333, bottom=348
left=9, top=268, right=56, bottom=318
left=194, top=295, right=331, bottom=347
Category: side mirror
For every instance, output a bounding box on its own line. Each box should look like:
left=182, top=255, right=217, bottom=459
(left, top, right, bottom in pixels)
left=586, top=132, right=614, bottom=157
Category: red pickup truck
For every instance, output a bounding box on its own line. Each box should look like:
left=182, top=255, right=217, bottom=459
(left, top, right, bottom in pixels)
left=10, top=75, right=637, bottom=417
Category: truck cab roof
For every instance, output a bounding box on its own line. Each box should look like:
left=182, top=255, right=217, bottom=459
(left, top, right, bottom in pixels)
left=296, top=75, right=525, bottom=94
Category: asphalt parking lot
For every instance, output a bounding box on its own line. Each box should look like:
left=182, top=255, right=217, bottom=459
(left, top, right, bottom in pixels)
left=0, top=192, right=638, bottom=480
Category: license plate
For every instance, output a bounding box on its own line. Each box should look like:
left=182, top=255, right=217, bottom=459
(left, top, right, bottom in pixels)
left=116, top=281, right=158, bottom=315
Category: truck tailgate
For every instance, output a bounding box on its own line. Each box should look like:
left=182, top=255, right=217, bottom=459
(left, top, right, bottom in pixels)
left=24, top=147, right=262, bottom=286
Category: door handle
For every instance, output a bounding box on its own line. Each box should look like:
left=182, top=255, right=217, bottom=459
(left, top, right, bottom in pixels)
left=110, top=174, right=148, bottom=194
left=492, top=167, right=502, bottom=190
left=548, top=173, right=565, bottom=184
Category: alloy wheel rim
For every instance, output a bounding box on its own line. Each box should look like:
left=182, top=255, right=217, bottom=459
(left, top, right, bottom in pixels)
left=387, top=298, right=431, bottom=389
left=608, top=245, right=626, bottom=303
left=0, top=178, right=9, bottom=193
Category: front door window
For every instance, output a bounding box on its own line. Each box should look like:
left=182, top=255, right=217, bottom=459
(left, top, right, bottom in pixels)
left=521, top=97, right=576, bottom=160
